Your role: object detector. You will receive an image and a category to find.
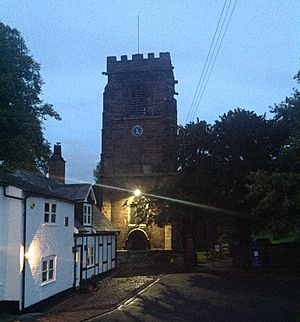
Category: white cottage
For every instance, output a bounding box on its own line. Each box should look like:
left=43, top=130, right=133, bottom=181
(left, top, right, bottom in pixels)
left=56, top=183, right=118, bottom=287
left=0, top=170, right=75, bottom=311
left=0, top=167, right=118, bottom=312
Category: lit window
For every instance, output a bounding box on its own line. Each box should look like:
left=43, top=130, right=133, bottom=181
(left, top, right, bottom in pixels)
left=83, top=204, right=92, bottom=226
left=44, top=202, right=56, bottom=223
left=42, top=256, right=56, bottom=284
left=87, top=246, right=94, bottom=266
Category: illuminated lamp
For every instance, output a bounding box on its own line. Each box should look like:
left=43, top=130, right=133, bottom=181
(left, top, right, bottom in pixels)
left=24, top=248, right=34, bottom=260
left=133, top=189, right=141, bottom=197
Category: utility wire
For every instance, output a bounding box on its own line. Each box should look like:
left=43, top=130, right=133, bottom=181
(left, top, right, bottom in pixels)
left=186, top=0, right=228, bottom=123
left=190, top=0, right=237, bottom=121
left=190, top=0, right=233, bottom=121
left=186, top=0, right=237, bottom=123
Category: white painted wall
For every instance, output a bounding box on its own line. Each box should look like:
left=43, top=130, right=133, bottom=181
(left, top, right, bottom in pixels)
left=0, top=185, right=23, bottom=305
left=24, top=196, right=74, bottom=308
left=1, top=183, right=116, bottom=310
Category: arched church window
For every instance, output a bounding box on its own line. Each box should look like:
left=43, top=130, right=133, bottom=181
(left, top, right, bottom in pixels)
left=127, top=83, right=148, bottom=116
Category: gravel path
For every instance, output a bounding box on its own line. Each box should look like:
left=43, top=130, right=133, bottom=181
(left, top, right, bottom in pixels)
left=15, top=275, right=158, bottom=322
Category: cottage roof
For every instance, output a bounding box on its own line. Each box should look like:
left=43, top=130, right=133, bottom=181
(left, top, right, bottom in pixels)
left=55, top=184, right=95, bottom=202
left=74, top=218, right=84, bottom=230
left=0, top=169, right=95, bottom=203
left=93, top=206, right=119, bottom=232
left=0, top=169, right=71, bottom=200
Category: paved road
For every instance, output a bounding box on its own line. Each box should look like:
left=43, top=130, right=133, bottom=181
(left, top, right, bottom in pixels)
left=91, top=270, right=300, bottom=322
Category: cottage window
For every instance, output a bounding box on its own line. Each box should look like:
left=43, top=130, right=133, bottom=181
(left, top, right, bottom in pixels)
left=64, top=217, right=69, bottom=227
left=42, top=256, right=56, bottom=284
left=44, top=202, right=56, bottom=223
left=83, top=204, right=92, bottom=226
left=87, top=246, right=94, bottom=266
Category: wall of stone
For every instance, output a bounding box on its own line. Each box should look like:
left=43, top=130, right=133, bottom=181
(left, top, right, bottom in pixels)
left=117, top=249, right=185, bottom=270
left=100, top=52, right=177, bottom=251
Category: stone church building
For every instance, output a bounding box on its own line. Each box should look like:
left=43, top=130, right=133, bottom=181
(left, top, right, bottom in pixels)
left=100, top=52, right=177, bottom=250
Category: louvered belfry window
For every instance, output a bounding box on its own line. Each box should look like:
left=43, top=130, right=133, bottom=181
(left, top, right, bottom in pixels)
left=129, top=83, right=148, bottom=116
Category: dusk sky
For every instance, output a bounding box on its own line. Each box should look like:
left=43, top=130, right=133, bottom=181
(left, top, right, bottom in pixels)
left=1, top=1, right=299, bottom=183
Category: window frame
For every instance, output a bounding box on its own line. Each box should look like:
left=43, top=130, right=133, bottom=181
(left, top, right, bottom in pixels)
left=41, top=255, right=56, bottom=285
left=87, top=246, right=95, bottom=267
left=44, top=202, right=57, bottom=224
left=83, top=203, right=92, bottom=226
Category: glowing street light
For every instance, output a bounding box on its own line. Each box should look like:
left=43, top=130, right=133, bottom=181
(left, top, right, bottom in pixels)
left=133, top=189, right=141, bottom=197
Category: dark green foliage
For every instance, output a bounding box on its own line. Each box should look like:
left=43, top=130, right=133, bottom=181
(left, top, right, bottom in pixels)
left=247, top=69, right=300, bottom=236
left=176, top=109, right=276, bottom=213
left=127, top=195, right=160, bottom=227
left=93, top=160, right=102, bottom=183
left=0, top=22, right=60, bottom=173
left=271, top=73, right=300, bottom=172
left=177, top=120, right=212, bottom=173
left=247, top=171, right=300, bottom=236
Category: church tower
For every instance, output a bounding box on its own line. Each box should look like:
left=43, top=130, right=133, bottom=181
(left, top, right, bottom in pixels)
left=100, top=52, right=177, bottom=250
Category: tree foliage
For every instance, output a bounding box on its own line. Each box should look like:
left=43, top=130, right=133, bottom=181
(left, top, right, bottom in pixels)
left=176, top=109, right=277, bottom=213
left=247, top=69, right=300, bottom=236
left=247, top=171, right=300, bottom=236
left=127, top=195, right=161, bottom=227
left=93, top=160, right=102, bottom=183
left=0, top=22, right=60, bottom=172
left=271, top=72, right=300, bottom=172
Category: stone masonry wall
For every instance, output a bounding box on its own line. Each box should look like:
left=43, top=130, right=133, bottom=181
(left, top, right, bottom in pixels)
left=100, top=52, right=177, bottom=250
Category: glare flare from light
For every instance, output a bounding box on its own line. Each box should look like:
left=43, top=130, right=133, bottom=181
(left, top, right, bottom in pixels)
left=93, top=182, right=246, bottom=218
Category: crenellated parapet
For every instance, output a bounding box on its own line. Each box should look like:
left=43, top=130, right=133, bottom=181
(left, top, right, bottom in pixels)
left=106, top=52, right=173, bottom=73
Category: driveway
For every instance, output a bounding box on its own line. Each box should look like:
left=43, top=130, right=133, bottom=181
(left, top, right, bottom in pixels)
left=91, top=270, right=300, bottom=322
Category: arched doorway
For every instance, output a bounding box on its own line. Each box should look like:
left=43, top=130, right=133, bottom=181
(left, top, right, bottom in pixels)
left=126, top=229, right=150, bottom=251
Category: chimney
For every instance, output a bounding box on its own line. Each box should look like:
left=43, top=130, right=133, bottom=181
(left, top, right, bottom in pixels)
left=48, top=142, right=66, bottom=183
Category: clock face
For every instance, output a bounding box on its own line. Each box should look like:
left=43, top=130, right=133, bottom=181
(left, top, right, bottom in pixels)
left=131, top=125, right=143, bottom=136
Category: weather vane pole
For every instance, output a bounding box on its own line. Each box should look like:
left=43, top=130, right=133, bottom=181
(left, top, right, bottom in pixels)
left=137, top=15, right=140, bottom=54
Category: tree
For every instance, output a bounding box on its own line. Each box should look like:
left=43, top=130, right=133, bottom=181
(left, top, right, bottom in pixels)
left=0, top=22, right=60, bottom=173
left=210, top=108, right=279, bottom=211
left=93, top=160, right=101, bottom=183
left=247, top=69, right=300, bottom=237
left=271, top=71, right=300, bottom=172
left=247, top=171, right=300, bottom=237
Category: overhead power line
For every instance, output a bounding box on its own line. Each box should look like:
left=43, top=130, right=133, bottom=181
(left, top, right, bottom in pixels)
left=186, top=0, right=238, bottom=124
left=186, top=0, right=228, bottom=123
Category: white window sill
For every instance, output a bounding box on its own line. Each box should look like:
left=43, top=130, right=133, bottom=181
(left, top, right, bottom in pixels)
left=41, top=279, right=56, bottom=286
